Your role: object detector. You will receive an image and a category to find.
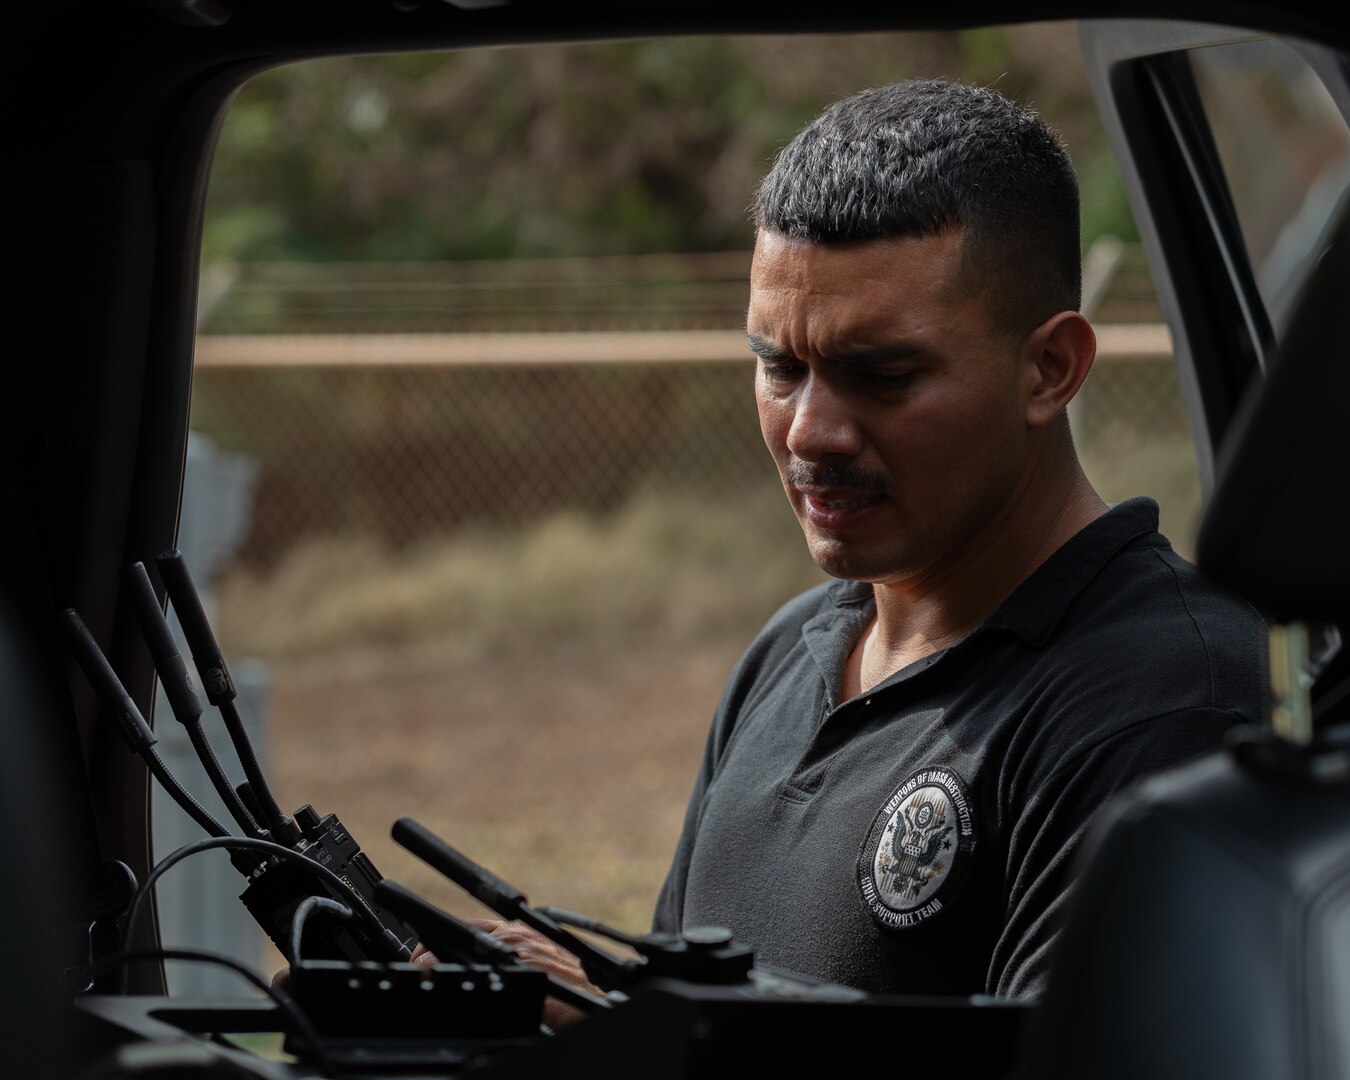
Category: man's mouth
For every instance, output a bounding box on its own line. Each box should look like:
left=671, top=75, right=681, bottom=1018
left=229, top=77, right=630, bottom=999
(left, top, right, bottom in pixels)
left=799, top=489, right=886, bottom=529
left=806, top=494, right=882, bottom=511
left=785, top=463, right=890, bottom=530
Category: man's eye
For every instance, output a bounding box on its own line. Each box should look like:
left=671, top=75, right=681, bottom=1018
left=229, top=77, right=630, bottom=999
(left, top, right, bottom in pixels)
left=760, top=361, right=804, bottom=381
left=864, top=368, right=918, bottom=385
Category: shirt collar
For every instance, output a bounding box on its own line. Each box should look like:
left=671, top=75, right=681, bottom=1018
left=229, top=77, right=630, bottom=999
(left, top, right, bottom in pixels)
left=977, top=496, right=1166, bottom=646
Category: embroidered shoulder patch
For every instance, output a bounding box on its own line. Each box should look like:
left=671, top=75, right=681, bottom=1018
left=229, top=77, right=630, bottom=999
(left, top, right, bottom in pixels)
left=857, top=766, right=976, bottom=929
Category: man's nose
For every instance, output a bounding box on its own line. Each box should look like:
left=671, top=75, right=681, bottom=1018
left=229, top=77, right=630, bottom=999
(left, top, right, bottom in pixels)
left=785, top=377, right=863, bottom=461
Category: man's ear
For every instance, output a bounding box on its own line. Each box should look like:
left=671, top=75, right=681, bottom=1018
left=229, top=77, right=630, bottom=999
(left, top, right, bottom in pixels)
left=1021, top=311, right=1096, bottom=429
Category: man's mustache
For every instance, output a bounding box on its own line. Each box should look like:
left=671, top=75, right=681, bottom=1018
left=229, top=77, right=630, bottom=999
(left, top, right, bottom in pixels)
left=784, top=459, right=890, bottom=493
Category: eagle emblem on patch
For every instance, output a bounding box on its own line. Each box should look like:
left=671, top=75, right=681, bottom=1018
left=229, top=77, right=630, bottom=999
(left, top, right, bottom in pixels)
left=858, top=767, right=975, bottom=929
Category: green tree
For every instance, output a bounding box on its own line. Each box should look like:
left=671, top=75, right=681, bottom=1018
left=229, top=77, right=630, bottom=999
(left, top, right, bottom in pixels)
left=202, top=24, right=1135, bottom=266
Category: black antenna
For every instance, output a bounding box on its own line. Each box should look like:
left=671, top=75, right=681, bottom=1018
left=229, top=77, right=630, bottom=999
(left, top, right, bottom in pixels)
left=390, top=818, right=628, bottom=988
left=155, top=549, right=295, bottom=843
left=62, top=608, right=231, bottom=841
left=123, top=561, right=269, bottom=841
left=373, top=879, right=611, bottom=1013
left=372, top=880, right=519, bottom=967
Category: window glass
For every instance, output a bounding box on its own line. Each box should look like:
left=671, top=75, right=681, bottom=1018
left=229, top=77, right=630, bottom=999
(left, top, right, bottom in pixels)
left=163, top=25, right=1202, bottom=995
left=1191, top=39, right=1350, bottom=331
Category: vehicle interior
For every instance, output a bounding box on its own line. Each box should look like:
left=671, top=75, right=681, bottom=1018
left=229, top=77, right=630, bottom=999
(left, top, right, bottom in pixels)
left=4, top=3, right=1347, bottom=1078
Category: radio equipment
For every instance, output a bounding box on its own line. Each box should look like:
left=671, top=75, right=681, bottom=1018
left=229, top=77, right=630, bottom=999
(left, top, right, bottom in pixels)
left=64, top=552, right=416, bottom=966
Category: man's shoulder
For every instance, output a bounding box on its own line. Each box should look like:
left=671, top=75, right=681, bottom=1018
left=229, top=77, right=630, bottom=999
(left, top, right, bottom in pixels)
left=1080, top=537, right=1265, bottom=652
left=996, top=524, right=1267, bottom=813
left=1012, top=497, right=1262, bottom=652
left=1049, top=532, right=1267, bottom=723
left=996, top=497, right=1265, bottom=678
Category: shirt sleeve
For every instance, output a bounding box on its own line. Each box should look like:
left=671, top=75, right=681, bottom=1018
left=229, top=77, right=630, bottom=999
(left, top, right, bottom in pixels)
left=652, top=743, right=712, bottom=935
left=988, top=706, right=1249, bottom=997
left=651, top=624, right=780, bottom=934
left=651, top=679, right=738, bottom=935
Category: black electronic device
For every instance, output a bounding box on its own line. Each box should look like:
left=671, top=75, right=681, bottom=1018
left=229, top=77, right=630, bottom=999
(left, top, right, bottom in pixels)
left=287, top=960, right=547, bottom=1051
left=239, top=803, right=415, bottom=964
left=281, top=885, right=553, bottom=1067
left=391, top=818, right=756, bottom=990
left=75, top=967, right=1035, bottom=1080
left=467, top=977, right=1032, bottom=1080
left=62, top=557, right=418, bottom=970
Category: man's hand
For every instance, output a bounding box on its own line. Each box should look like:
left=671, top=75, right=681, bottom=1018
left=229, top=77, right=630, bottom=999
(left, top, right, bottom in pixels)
left=411, top=919, right=603, bottom=1030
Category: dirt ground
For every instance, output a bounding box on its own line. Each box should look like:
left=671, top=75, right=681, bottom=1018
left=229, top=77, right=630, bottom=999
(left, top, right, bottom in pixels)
left=264, top=634, right=744, bottom=948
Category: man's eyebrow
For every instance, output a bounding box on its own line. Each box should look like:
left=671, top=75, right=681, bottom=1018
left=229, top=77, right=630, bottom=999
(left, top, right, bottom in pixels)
left=746, top=332, right=789, bottom=360
left=829, top=343, right=925, bottom=367
left=745, top=332, right=924, bottom=366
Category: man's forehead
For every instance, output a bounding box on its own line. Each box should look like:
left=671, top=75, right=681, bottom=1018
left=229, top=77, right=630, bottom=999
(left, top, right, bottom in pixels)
left=749, top=229, right=968, bottom=291
left=747, top=228, right=973, bottom=343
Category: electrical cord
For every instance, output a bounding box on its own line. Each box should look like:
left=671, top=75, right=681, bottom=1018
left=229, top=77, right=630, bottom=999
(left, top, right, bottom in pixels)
left=219, top=698, right=287, bottom=827
left=120, top=835, right=402, bottom=960
left=290, top=897, right=353, bottom=966
left=143, top=746, right=231, bottom=838
left=87, top=947, right=337, bottom=1078
left=183, top=717, right=268, bottom=839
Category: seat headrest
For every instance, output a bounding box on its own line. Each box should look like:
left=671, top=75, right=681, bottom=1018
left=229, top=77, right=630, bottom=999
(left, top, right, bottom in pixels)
left=1195, top=199, right=1350, bottom=622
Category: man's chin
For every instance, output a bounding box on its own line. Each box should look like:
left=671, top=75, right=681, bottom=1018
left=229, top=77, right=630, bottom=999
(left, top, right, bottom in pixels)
left=805, top=536, right=898, bottom=583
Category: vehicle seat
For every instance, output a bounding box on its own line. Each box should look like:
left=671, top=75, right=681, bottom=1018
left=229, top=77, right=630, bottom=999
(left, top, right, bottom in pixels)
left=1033, top=726, right=1349, bottom=1080
left=1032, top=201, right=1350, bottom=1080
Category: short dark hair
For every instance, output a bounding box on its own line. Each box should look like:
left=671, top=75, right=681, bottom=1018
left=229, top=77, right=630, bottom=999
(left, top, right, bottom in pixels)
left=753, top=80, right=1082, bottom=335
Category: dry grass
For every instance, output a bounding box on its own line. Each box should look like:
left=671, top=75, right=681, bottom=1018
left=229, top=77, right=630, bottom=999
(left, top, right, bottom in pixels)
left=265, top=637, right=739, bottom=937
left=218, top=484, right=824, bottom=660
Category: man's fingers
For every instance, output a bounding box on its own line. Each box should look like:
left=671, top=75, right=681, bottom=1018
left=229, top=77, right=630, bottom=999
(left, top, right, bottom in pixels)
left=410, top=944, right=439, bottom=967
left=542, top=995, right=588, bottom=1031
left=489, top=921, right=539, bottom=944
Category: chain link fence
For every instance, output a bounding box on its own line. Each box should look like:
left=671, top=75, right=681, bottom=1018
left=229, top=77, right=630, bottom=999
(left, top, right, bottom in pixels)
left=191, top=244, right=1193, bottom=583
left=191, top=361, right=770, bottom=569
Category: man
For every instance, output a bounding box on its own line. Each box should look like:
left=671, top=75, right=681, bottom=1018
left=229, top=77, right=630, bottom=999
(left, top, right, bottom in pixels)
left=431, top=79, right=1265, bottom=1005
left=645, top=78, right=1266, bottom=998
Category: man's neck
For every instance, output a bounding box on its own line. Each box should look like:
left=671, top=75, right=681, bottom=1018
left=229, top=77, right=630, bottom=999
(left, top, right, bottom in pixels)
left=842, top=467, right=1107, bottom=700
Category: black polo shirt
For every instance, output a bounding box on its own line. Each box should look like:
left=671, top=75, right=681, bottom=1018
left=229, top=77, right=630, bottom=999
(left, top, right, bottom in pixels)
left=653, top=498, right=1266, bottom=997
